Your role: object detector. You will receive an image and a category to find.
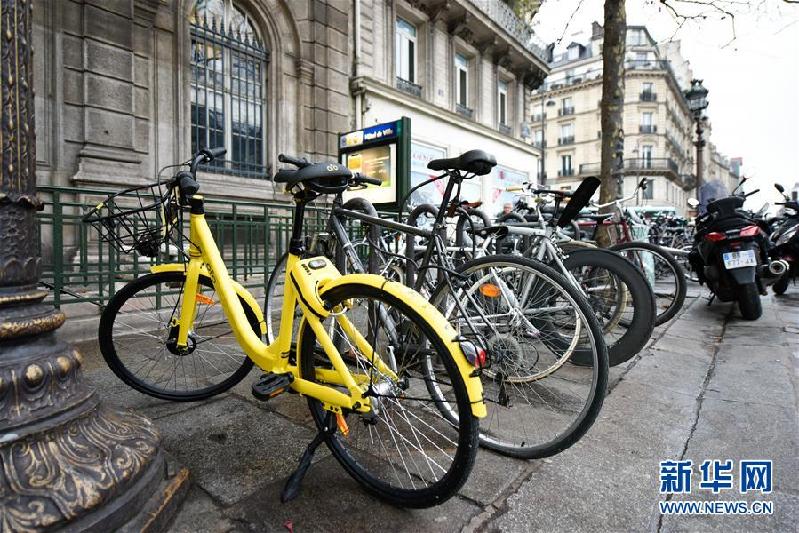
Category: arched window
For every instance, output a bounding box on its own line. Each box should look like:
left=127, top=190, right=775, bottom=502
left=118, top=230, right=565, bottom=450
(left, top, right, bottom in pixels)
left=189, top=0, right=268, bottom=176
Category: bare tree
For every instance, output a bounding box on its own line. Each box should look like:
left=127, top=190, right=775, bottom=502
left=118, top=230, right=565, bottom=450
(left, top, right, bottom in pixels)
left=597, top=0, right=626, bottom=216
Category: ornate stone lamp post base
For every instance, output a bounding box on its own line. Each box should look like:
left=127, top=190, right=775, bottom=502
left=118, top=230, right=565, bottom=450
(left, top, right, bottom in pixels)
left=0, top=1, right=187, bottom=531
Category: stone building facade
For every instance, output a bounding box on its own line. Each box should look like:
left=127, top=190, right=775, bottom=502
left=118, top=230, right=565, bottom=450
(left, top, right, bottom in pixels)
left=33, top=0, right=547, bottom=215
left=530, top=24, right=708, bottom=216
left=353, top=0, right=548, bottom=213
left=34, top=0, right=356, bottom=202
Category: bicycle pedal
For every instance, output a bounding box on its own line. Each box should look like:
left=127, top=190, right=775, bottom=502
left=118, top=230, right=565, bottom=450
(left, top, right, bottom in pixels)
left=251, top=372, right=294, bottom=401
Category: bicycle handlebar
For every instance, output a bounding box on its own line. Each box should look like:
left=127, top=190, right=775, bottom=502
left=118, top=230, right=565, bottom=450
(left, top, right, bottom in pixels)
left=353, top=173, right=382, bottom=186
left=505, top=183, right=573, bottom=198
left=189, top=147, right=227, bottom=175
left=278, top=153, right=310, bottom=168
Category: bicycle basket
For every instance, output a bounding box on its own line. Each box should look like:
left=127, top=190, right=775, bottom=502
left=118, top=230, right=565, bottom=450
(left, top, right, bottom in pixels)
left=83, top=182, right=178, bottom=258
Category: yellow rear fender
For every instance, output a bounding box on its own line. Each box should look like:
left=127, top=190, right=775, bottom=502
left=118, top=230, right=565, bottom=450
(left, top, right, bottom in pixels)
left=149, top=263, right=266, bottom=337
left=318, top=273, right=486, bottom=418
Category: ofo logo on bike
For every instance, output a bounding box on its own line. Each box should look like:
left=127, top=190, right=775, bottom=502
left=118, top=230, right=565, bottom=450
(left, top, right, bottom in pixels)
left=658, top=459, right=774, bottom=515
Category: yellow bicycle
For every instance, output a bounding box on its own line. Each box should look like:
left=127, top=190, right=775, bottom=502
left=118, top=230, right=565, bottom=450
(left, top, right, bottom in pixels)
left=84, top=148, right=486, bottom=507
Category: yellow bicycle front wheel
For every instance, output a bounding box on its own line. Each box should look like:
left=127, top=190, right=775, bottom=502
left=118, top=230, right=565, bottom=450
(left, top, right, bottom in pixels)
left=298, top=282, right=479, bottom=508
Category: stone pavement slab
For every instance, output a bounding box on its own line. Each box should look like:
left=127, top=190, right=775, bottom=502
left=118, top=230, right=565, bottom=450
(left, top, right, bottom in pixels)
left=72, top=289, right=798, bottom=532
left=224, top=457, right=483, bottom=533
left=156, top=396, right=319, bottom=506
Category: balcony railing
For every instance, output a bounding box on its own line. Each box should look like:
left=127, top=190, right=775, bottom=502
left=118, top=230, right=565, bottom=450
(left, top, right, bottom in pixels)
left=499, top=123, right=512, bottom=136
left=559, top=107, right=575, bottom=116
left=456, top=103, right=474, bottom=119
left=466, top=0, right=547, bottom=62
left=578, top=158, right=679, bottom=176
left=639, top=124, right=657, bottom=133
left=558, top=136, right=575, bottom=146
left=640, top=92, right=658, bottom=102
left=558, top=169, right=575, bottom=177
left=396, top=77, right=422, bottom=97
left=665, top=132, right=684, bottom=156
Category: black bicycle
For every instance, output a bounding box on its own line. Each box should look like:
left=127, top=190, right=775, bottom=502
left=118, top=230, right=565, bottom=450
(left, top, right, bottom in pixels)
left=265, top=150, right=609, bottom=459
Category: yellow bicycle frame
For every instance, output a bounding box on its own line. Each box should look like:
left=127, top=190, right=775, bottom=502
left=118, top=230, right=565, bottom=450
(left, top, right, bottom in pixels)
left=151, top=196, right=486, bottom=418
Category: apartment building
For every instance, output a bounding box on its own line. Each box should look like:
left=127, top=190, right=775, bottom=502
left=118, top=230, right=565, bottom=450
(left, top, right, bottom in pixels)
left=706, top=142, right=741, bottom=198
left=33, top=0, right=546, bottom=216
left=353, top=0, right=548, bottom=213
left=530, top=24, right=699, bottom=215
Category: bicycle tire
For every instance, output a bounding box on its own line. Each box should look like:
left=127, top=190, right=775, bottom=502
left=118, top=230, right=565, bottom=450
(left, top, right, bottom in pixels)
left=608, top=241, right=687, bottom=325
left=99, top=271, right=256, bottom=401
left=428, top=254, right=609, bottom=459
left=299, top=282, right=479, bottom=507
left=562, top=248, right=656, bottom=366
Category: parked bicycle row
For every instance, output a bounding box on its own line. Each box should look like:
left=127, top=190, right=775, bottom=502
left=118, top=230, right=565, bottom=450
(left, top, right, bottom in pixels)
left=81, top=147, right=792, bottom=510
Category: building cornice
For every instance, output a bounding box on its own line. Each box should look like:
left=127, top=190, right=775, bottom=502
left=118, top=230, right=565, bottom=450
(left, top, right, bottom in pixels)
left=352, top=76, right=541, bottom=156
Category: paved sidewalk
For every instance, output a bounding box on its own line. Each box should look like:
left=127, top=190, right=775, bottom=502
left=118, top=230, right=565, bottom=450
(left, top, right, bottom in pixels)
left=76, top=288, right=799, bottom=532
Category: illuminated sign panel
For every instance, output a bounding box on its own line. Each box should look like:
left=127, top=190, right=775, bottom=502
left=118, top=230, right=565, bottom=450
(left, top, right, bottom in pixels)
left=339, top=118, right=410, bottom=208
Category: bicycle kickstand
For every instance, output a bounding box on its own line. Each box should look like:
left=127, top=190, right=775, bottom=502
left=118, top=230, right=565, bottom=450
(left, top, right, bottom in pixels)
left=281, top=412, right=336, bottom=503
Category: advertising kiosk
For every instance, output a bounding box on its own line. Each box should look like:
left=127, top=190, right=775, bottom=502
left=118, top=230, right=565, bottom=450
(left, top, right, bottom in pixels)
left=338, top=117, right=411, bottom=210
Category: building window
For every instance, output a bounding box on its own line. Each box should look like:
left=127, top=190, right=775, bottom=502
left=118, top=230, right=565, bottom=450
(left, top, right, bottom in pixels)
left=641, top=82, right=655, bottom=101
left=628, top=29, right=645, bottom=46
left=640, top=112, right=655, bottom=133
left=455, top=53, right=469, bottom=108
left=498, top=80, right=509, bottom=126
left=560, top=97, right=574, bottom=116
left=567, top=45, right=579, bottom=60
left=560, top=154, right=573, bottom=177
left=396, top=18, right=417, bottom=83
left=642, top=145, right=654, bottom=169
left=190, top=0, right=267, bottom=176
left=559, top=123, right=574, bottom=145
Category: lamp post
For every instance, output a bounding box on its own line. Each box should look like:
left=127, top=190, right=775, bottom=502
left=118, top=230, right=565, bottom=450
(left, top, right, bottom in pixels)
left=539, top=97, right=556, bottom=185
left=684, top=79, right=709, bottom=201
left=0, top=1, right=173, bottom=530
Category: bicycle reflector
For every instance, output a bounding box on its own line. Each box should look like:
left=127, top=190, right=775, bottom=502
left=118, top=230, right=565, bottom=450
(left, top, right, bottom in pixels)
left=460, top=340, right=487, bottom=369
left=195, top=293, right=215, bottom=305
left=479, top=283, right=501, bottom=298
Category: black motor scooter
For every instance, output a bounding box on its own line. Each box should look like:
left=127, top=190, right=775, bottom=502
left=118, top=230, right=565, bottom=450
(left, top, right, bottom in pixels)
left=689, top=182, right=783, bottom=320
left=769, top=183, right=799, bottom=295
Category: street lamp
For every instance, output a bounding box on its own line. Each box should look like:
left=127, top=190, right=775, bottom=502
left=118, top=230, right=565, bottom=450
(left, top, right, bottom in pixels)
left=0, top=0, right=168, bottom=529
left=539, top=97, right=556, bottom=185
left=684, top=79, right=709, bottom=199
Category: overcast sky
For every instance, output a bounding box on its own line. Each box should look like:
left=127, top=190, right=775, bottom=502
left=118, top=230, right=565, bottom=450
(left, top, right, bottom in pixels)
left=531, top=0, right=799, bottom=203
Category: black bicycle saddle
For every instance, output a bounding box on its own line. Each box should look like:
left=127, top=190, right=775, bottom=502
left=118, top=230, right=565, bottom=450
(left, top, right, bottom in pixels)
left=427, top=150, right=497, bottom=176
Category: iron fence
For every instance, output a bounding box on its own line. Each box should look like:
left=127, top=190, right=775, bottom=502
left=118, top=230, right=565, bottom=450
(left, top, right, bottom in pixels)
left=36, top=186, right=388, bottom=309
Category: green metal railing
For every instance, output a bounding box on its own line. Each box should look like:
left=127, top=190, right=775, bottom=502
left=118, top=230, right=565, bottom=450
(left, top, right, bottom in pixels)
left=36, top=186, right=368, bottom=309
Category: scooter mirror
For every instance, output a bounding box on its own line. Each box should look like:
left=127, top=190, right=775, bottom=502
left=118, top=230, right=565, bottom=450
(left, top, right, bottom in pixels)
left=775, top=183, right=785, bottom=193
left=687, top=198, right=700, bottom=209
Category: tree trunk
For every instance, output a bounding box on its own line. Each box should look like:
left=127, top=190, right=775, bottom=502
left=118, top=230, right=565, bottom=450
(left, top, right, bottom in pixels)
left=597, top=0, right=626, bottom=245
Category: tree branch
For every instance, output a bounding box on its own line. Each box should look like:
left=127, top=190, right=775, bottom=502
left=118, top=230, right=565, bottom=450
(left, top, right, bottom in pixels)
left=659, top=0, right=739, bottom=47
left=557, top=0, right=588, bottom=44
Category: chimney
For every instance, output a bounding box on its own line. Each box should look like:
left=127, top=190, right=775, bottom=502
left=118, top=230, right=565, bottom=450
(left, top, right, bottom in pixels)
left=591, top=21, right=604, bottom=39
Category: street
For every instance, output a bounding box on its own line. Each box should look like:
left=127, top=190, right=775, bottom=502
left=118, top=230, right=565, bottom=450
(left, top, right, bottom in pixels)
left=75, top=288, right=799, bottom=532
